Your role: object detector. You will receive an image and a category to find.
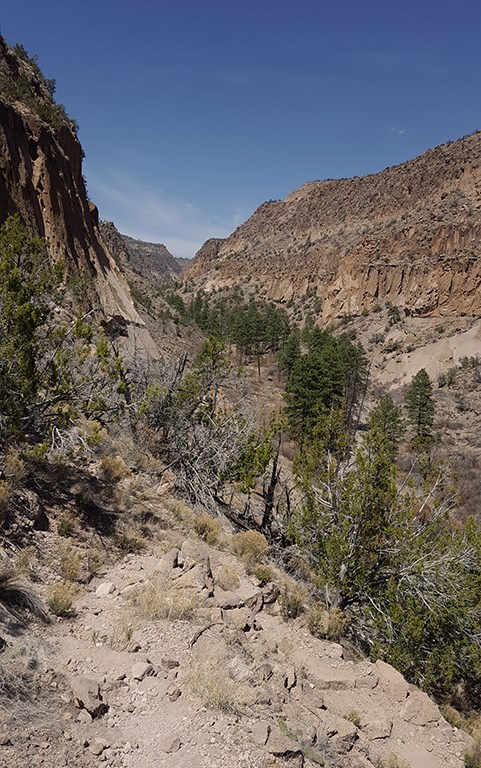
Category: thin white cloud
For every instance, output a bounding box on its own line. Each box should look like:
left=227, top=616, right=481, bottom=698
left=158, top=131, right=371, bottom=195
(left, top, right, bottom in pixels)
left=86, top=169, right=236, bottom=259
left=389, top=125, right=406, bottom=135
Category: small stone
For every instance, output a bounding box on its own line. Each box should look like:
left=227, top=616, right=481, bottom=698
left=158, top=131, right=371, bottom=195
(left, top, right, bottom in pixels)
left=160, top=736, right=182, bottom=753
left=168, top=686, right=182, bottom=702
left=77, top=710, right=93, bottom=724
left=96, top=582, right=116, bottom=597
left=89, top=738, right=108, bottom=756
left=131, top=662, right=153, bottom=681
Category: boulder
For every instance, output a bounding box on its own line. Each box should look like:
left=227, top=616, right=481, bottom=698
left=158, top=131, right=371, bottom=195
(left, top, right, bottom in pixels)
left=71, top=676, right=107, bottom=717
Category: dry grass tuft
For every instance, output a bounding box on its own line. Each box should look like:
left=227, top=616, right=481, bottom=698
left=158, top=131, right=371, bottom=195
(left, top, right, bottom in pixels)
left=215, top=564, right=240, bottom=591
left=59, top=544, right=83, bottom=582
left=47, top=581, right=75, bottom=616
left=232, top=530, right=269, bottom=571
left=194, top=513, right=222, bottom=545
left=57, top=513, right=77, bottom=537
left=255, top=564, right=274, bottom=585
left=100, top=455, right=131, bottom=483
left=128, top=573, right=199, bottom=621
left=308, top=604, right=350, bottom=640
left=0, top=641, right=41, bottom=711
left=0, top=568, right=49, bottom=622
left=0, top=480, right=11, bottom=522
left=185, top=661, right=255, bottom=714
left=3, top=447, right=26, bottom=485
left=377, top=755, right=411, bottom=768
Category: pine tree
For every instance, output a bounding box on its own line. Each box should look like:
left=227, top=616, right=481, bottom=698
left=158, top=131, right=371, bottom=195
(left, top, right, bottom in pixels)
left=405, top=368, right=435, bottom=446
left=369, top=394, right=404, bottom=459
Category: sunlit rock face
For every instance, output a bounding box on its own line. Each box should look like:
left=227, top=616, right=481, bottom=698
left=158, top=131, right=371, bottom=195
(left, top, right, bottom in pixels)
left=187, top=131, right=481, bottom=323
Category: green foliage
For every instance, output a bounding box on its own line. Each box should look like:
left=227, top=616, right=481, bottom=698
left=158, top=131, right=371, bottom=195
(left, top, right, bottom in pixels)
left=188, top=290, right=291, bottom=360
left=1, top=43, right=77, bottom=132
left=0, top=216, right=127, bottom=454
left=284, top=329, right=367, bottom=439
left=0, top=216, right=57, bottom=438
left=291, top=402, right=481, bottom=701
left=369, top=394, right=404, bottom=459
left=278, top=330, right=301, bottom=378
left=405, top=368, right=435, bottom=447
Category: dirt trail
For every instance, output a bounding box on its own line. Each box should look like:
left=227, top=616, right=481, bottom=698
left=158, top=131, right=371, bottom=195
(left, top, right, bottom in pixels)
left=0, top=528, right=471, bottom=768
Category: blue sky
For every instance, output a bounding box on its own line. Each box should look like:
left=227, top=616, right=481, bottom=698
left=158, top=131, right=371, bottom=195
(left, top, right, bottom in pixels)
left=2, top=1, right=481, bottom=258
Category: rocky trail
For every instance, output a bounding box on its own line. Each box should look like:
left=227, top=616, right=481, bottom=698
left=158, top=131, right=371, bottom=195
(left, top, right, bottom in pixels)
left=0, top=516, right=474, bottom=768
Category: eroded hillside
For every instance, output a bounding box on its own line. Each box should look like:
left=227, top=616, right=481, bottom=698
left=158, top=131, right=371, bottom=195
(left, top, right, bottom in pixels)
left=187, top=132, right=481, bottom=322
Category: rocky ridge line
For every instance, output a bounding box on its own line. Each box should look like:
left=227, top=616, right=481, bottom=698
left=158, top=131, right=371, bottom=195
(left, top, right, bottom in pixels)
left=187, top=131, right=481, bottom=322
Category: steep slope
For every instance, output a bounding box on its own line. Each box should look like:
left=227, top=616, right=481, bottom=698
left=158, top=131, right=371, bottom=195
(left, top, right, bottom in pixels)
left=0, top=38, right=143, bottom=331
left=187, top=132, right=481, bottom=322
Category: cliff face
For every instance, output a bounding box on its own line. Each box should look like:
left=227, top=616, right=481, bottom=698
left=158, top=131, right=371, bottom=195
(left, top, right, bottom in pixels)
left=0, top=38, right=142, bottom=328
left=100, top=222, right=181, bottom=283
left=187, top=132, right=481, bottom=321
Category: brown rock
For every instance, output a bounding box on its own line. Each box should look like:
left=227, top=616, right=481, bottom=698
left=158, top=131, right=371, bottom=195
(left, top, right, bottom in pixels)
left=400, top=689, right=441, bottom=726
left=374, top=660, right=409, bottom=702
left=71, top=676, right=107, bottom=717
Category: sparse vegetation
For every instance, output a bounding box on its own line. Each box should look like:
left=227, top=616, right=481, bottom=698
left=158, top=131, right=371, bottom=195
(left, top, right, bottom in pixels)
left=215, top=564, right=240, bottom=591
left=185, top=661, right=254, bottom=714
left=279, top=583, right=305, bottom=620
left=232, top=530, right=269, bottom=570
left=194, top=513, right=222, bottom=545
left=47, top=581, right=74, bottom=616
left=254, top=564, right=274, bottom=585
left=128, top=573, right=199, bottom=621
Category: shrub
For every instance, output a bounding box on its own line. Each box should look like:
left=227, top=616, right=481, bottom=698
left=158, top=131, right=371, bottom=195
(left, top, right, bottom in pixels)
left=59, top=545, right=83, bottom=582
left=465, top=744, right=481, bottom=768
left=255, top=564, right=274, bottom=585
left=232, top=530, right=269, bottom=570
left=344, top=710, right=361, bottom=727
left=279, top=583, right=305, bottom=620
left=116, top=531, right=145, bottom=553
left=308, top=604, right=350, bottom=640
left=194, top=514, right=222, bottom=545
left=100, top=455, right=131, bottom=484
left=3, top=448, right=25, bottom=485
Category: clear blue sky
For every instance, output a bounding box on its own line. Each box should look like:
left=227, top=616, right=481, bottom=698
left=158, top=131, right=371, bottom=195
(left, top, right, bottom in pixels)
left=2, top=1, right=481, bottom=258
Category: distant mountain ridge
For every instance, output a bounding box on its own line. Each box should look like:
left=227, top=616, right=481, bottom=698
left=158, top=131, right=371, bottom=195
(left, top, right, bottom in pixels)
left=99, top=222, right=181, bottom=282
left=187, top=131, right=481, bottom=322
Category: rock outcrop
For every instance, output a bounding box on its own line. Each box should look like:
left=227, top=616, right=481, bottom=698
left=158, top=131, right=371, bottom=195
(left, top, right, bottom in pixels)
left=187, top=132, right=481, bottom=323
left=100, top=222, right=181, bottom=283
left=0, top=38, right=143, bottom=331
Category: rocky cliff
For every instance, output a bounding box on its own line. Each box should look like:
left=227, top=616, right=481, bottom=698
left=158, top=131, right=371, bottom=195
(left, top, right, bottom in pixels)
left=100, top=222, right=181, bottom=283
left=187, top=132, right=481, bottom=322
left=0, top=38, right=143, bottom=330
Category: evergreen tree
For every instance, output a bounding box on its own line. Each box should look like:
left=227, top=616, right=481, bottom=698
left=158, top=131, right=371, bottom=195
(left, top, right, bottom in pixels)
left=291, top=409, right=481, bottom=701
left=405, top=368, right=435, bottom=447
left=369, top=394, right=405, bottom=459
left=278, top=330, right=301, bottom=379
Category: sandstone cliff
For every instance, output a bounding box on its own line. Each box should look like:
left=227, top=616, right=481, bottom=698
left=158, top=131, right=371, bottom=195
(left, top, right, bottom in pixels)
left=187, top=132, right=481, bottom=322
left=0, top=38, right=143, bottom=330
